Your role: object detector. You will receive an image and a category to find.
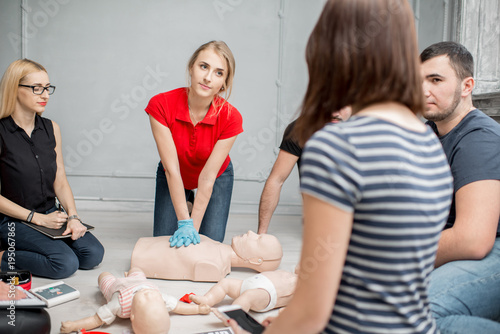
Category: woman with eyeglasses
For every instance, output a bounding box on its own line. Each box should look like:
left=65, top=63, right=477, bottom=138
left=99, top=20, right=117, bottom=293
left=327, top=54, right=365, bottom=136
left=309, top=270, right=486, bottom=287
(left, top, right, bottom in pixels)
left=0, top=59, right=104, bottom=279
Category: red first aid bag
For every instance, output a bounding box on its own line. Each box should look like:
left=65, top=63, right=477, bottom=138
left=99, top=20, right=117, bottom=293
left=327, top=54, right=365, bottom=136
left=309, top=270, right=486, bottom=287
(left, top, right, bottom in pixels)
left=0, top=271, right=32, bottom=290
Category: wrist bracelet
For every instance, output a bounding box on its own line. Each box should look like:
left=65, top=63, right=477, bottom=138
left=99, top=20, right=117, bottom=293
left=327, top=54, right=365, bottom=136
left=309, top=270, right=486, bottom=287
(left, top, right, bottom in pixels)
left=68, top=215, right=82, bottom=223
left=26, top=210, right=35, bottom=223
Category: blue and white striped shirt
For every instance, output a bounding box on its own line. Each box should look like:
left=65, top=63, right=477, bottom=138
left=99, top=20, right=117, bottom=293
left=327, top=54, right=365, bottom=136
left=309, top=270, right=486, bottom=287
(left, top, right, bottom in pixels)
left=301, top=116, right=453, bottom=334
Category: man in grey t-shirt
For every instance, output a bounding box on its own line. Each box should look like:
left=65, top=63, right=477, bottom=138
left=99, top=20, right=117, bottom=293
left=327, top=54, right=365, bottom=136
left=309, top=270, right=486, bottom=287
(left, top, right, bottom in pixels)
left=421, top=41, right=500, bottom=333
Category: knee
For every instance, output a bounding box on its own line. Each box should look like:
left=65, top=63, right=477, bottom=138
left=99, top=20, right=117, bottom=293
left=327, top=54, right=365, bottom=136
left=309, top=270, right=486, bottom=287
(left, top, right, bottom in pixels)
left=429, top=294, right=458, bottom=321
left=47, top=253, right=79, bottom=279
left=79, top=242, right=105, bottom=270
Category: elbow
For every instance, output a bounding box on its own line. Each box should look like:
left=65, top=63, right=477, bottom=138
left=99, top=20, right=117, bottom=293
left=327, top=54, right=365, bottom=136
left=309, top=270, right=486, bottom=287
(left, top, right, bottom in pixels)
left=299, top=309, right=331, bottom=333
left=267, top=173, right=287, bottom=187
left=53, top=178, right=69, bottom=193
left=465, top=236, right=495, bottom=260
left=468, top=243, right=494, bottom=260
left=285, top=303, right=331, bottom=333
left=198, top=173, right=216, bottom=191
left=163, top=166, right=181, bottom=181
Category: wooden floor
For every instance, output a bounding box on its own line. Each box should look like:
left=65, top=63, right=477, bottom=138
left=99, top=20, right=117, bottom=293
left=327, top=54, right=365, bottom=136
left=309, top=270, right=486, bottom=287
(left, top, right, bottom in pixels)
left=35, top=211, right=302, bottom=334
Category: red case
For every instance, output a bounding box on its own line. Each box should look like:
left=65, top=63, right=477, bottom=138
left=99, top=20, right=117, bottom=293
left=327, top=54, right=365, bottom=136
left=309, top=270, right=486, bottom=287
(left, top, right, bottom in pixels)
left=0, top=271, right=32, bottom=290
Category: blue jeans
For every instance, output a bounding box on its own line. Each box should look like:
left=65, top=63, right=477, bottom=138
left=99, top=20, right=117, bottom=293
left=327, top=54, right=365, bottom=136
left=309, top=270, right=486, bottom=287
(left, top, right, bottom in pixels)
left=153, top=161, right=234, bottom=242
left=0, top=206, right=104, bottom=279
left=428, top=239, right=500, bottom=333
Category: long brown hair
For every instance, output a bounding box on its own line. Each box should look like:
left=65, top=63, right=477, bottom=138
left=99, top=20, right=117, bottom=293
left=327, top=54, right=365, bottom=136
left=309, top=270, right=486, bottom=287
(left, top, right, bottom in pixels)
left=294, top=0, right=424, bottom=146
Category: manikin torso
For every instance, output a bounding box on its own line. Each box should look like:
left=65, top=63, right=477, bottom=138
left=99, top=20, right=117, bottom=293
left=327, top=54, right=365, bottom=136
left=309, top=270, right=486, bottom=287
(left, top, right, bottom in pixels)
left=130, top=233, right=283, bottom=282
left=131, top=235, right=232, bottom=282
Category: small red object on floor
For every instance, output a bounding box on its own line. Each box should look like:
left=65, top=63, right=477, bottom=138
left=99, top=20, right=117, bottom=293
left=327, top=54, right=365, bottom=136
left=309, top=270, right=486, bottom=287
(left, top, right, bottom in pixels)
left=80, top=329, right=111, bottom=334
left=179, top=292, right=195, bottom=303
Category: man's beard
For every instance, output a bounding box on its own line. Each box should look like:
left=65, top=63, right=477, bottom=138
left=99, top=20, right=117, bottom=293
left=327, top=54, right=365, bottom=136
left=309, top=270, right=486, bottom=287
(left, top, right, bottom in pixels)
left=424, top=85, right=462, bottom=122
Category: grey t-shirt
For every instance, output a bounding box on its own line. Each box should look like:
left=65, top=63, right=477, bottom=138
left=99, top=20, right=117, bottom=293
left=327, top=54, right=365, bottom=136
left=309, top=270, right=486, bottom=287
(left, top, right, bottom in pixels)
left=428, top=109, right=500, bottom=233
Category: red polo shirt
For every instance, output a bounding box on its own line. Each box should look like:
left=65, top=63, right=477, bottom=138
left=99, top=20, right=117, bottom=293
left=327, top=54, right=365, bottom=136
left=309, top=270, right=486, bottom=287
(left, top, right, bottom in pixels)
left=146, top=88, right=243, bottom=190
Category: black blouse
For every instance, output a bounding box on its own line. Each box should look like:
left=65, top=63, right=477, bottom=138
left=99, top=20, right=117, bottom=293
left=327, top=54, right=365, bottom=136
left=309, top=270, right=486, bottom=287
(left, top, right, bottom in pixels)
left=0, top=115, right=57, bottom=213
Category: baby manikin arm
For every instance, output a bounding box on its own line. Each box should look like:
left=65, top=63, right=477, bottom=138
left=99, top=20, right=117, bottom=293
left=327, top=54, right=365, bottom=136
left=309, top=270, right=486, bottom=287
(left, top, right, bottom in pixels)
left=189, top=278, right=243, bottom=307
left=172, top=302, right=211, bottom=315
left=60, top=314, right=105, bottom=334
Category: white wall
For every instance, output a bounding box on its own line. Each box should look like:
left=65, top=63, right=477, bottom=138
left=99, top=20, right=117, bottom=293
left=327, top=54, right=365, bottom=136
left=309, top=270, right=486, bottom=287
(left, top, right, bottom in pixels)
left=1, top=0, right=498, bottom=213
left=0, top=0, right=325, bottom=213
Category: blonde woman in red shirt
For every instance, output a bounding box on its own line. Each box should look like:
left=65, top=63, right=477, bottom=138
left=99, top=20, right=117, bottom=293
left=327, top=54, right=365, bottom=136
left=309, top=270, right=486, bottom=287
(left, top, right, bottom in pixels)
left=146, top=41, right=242, bottom=247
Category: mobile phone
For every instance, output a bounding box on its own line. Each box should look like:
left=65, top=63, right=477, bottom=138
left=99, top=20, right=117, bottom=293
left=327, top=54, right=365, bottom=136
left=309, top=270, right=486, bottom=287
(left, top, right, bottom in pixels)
left=217, top=305, right=265, bottom=334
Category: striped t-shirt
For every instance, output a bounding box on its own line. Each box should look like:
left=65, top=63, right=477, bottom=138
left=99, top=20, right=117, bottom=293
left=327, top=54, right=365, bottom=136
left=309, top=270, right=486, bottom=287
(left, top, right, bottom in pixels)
left=300, top=116, right=453, bottom=334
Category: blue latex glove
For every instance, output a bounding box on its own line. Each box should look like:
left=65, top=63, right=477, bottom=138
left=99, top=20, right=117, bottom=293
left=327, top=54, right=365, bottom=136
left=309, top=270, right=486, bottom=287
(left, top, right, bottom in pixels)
left=169, top=219, right=201, bottom=247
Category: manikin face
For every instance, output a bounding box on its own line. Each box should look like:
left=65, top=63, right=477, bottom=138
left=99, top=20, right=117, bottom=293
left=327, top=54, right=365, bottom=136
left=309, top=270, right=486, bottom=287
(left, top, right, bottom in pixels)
left=189, top=48, right=227, bottom=100
left=421, top=55, right=463, bottom=122
left=232, top=231, right=282, bottom=261
left=130, top=289, right=170, bottom=334
left=16, top=71, right=51, bottom=115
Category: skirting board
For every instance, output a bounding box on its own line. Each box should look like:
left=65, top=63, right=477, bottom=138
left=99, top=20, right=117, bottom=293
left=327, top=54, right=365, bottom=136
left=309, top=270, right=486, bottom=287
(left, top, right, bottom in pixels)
left=74, top=198, right=303, bottom=215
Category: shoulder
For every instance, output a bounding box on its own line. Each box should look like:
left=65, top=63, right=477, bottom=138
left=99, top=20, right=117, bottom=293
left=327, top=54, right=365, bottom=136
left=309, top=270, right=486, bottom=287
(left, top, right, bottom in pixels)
left=306, top=120, right=352, bottom=148
left=0, top=117, right=10, bottom=125
left=460, top=109, right=500, bottom=132
left=282, top=120, right=297, bottom=139
left=34, top=115, right=56, bottom=133
left=304, top=117, right=403, bottom=164
left=44, top=117, right=58, bottom=133
left=451, top=110, right=500, bottom=145
left=218, top=98, right=241, bottom=119
left=37, top=117, right=60, bottom=145
left=0, top=116, right=13, bottom=133
left=285, top=120, right=297, bottom=131
left=302, top=122, right=357, bottom=170
left=149, top=87, right=187, bottom=105
left=214, top=99, right=243, bottom=132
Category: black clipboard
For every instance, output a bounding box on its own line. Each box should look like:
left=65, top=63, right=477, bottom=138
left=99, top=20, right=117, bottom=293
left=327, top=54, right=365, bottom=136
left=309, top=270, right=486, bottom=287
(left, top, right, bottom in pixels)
left=19, top=221, right=94, bottom=239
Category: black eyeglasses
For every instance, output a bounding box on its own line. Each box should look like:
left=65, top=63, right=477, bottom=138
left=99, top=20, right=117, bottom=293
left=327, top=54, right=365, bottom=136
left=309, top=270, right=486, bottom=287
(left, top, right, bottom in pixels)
left=19, top=84, right=56, bottom=95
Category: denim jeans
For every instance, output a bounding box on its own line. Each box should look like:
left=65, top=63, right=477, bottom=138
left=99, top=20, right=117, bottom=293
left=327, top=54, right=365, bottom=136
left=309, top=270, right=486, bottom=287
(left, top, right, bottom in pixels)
left=153, top=160, right=234, bottom=242
left=428, top=239, right=500, bottom=333
left=0, top=206, right=104, bottom=279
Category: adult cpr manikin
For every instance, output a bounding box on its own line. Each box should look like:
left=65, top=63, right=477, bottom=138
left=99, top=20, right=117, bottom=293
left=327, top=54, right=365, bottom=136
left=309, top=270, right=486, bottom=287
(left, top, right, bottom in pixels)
left=130, top=231, right=283, bottom=282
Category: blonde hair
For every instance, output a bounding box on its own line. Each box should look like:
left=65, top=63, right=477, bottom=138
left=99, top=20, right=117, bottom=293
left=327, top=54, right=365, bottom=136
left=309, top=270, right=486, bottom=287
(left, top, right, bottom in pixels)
left=187, top=41, right=236, bottom=111
left=0, top=59, right=47, bottom=119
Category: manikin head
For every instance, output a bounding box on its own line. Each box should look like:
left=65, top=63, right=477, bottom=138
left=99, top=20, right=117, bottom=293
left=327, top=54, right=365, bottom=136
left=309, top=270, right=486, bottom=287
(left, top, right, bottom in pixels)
left=231, top=231, right=283, bottom=271
left=130, top=289, right=170, bottom=334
